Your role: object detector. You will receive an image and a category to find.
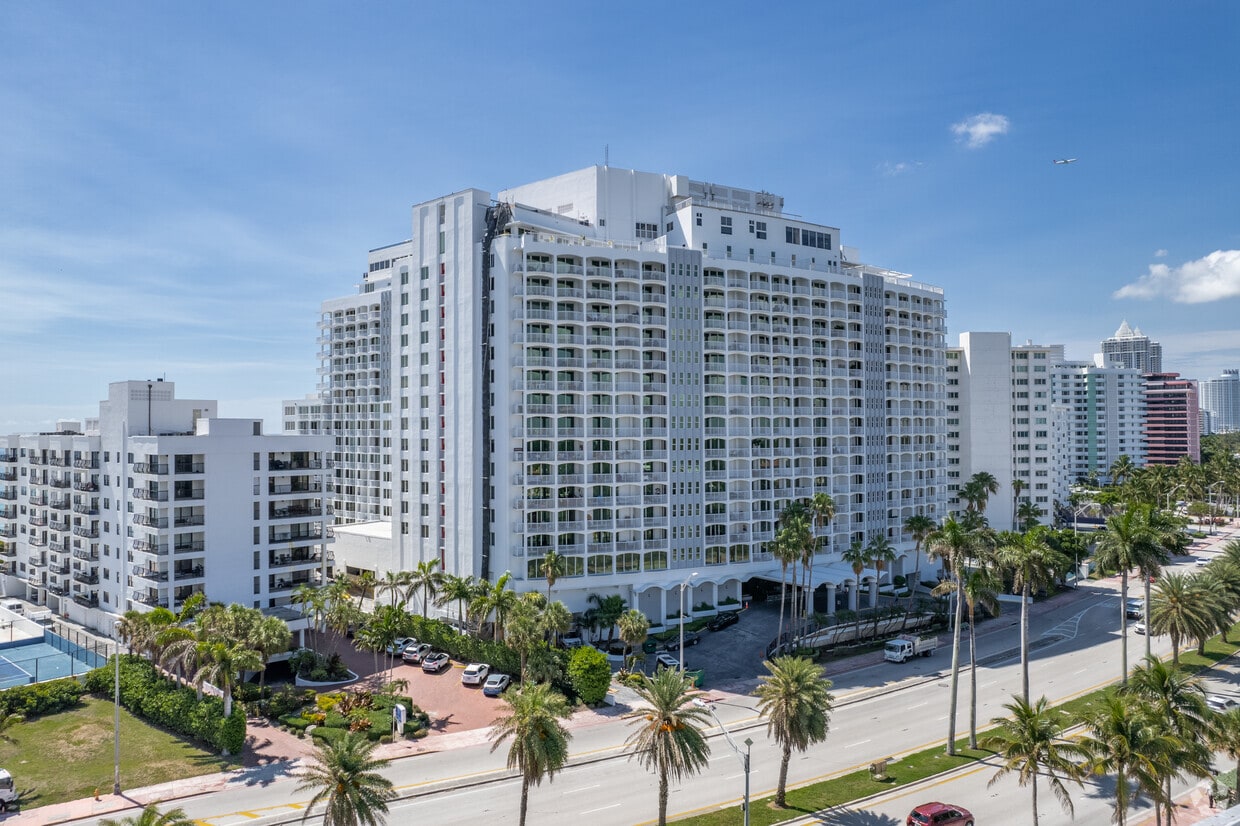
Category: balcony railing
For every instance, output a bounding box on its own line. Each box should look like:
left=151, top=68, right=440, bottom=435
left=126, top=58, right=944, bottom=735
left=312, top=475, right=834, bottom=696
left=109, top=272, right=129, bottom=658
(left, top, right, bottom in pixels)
left=73, top=481, right=98, bottom=492
left=132, top=515, right=168, bottom=529
left=133, top=568, right=169, bottom=582
left=73, top=594, right=99, bottom=608
left=173, top=463, right=204, bottom=474
left=132, top=539, right=169, bottom=555
left=72, top=503, right=98, bottom=515
left=132, top=489, right=169, bottom=502
left=72, top=548, right=99, bottom=561
left=173, top=515, right=205, bottom=528
left=73, top=526, right=99, bottom=538
left=132, top=462, right=169, bottom=475
left=73, top=459, right=99, bottom=469
left=49, top=478, right=70, bottom=489
left=173, top=540, right=205, bottom=554
left=28, top=515, right=47, bottom=527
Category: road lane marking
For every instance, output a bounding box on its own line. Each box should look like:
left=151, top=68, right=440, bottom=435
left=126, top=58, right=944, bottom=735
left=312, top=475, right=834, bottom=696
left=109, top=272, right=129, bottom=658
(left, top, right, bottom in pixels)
left=565, top=783, right=601, bottom=794
left=583, top=803, right=621, bottom=814
left=845, top=739, right=872, bottom=748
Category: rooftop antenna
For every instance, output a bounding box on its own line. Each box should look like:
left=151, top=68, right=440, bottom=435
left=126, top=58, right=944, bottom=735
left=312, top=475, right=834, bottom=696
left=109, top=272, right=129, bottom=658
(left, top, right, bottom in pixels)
left=604, top=144, right=609, bottom=168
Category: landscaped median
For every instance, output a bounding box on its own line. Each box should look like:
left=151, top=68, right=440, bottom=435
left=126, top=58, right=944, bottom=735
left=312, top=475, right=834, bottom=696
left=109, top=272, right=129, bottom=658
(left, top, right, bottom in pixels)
left=670, top=621, right=1240, bottom=826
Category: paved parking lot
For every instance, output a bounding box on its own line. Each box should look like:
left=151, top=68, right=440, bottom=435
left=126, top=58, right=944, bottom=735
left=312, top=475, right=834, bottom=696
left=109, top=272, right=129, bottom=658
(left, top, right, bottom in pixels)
left=650, top=599, right=783, bottom=691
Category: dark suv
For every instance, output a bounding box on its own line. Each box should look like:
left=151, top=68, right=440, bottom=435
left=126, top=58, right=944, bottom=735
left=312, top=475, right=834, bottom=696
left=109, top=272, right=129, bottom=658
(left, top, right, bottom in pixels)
left=707, top=611, right=740, bottom=631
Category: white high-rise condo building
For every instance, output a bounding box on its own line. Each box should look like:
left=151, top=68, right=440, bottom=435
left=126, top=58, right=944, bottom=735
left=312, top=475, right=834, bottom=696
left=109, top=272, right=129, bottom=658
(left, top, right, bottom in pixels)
left=1051, top=357, right=1146, bottom=491
left=1199, top=370, right=1240, bottom=434
left=1100, top=320, right=1162, bottom=374
left=945, top=334, right=1064, bottom=531
left=0, top=380, right=333, bottom=636
left=284, top=246, right=399, bottom=525
left=387, top=165, right=948, bottom=619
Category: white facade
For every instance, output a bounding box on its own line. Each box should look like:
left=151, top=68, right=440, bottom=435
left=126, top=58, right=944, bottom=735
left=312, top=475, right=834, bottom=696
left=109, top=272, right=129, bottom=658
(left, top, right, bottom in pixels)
left=1051, top=357, right=1146, bottom=492
left=1199, top=370, right=1240, bottom=434
left=284, top=248, right=398, bottom=525
left=945, top=333, right=1064, bottom=530
left=0, top=381, right=332, bottom=636
left=387, top=166, right=948, bottom=618
left=1100, top=320, right=1162, bottom=374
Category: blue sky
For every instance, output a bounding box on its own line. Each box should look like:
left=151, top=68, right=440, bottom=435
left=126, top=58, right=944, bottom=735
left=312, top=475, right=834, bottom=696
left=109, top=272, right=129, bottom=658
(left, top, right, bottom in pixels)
left=3, top=2, right=1238, bottom=433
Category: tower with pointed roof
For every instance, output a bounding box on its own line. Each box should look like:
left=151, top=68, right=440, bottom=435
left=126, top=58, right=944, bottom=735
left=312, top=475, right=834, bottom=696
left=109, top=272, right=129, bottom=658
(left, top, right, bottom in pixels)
left=1100, top=320, right=1162, bottom=373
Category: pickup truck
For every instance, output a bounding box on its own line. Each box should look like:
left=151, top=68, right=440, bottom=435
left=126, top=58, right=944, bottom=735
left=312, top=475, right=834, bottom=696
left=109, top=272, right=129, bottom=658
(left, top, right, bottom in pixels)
left=884, top=633, right=939, bottom=663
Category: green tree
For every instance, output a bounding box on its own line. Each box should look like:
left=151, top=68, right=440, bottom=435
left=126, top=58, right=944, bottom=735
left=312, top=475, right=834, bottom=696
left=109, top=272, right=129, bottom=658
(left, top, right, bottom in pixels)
left=490, top=683, right=573, bottom=826
left=407, top=560, right=443, bottom=618
left=841, top=538, right=871, bottom=617
left=997, top=528, right=1067, bottom=702
left=296, top=732, right=395, bottom=826
left=902, top=513, right=937, bottom=601
left=585, top=593, right=627, bottom=646
left=567, top=644, right=611, bottom=705
left=1094, top=505, right=1165, bottom=683
left=505, top=596, right=546, bottom=681
left=769, top=521, right=803, bottom=649
left=980, top=696, right=1085, bottom=826
left=100, top=804, right=195, bottom=826
left=539, top=549, right=567, bottom=603
left=625, top=667, right=712, bottom=826
left=1148, top=572, right=1217, bottom=664
left=470, top=572, right=519, bottom=641
left=250, top=614, right=293, bottom=689
left=806, top=493, right=838, bottom=623
left=617, top=608, right=650, bottom=672
left=865, top=534, right=897, bottom=640
left=753, top=656, right=834, bottom=807
left=1208, top=706, right=1240, bottom=802
left=0, top=713, right=23, bottom=744
left=192, top=641, right=263, bottom=724
left=376, top=570, right=410, bottom=608
left=436, top=573, right=477, bottom=627
left=291, top=584, right=328, bottom=650
left=958, top=566, right=1002, bottom=748
left=1078, top=694, right=1176, bottom=826
left=540, top=599, right=573, bottom=646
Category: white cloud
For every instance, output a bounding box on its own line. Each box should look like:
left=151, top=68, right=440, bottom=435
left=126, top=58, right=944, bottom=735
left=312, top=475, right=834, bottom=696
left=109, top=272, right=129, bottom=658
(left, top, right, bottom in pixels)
left=950, top=113, right=1010, bottom=148
left=1154, top=249, right=1168, bottom=258
left=879, top=161, right=922, bottom=177
left=1113, top=249, right=1240, bottom=304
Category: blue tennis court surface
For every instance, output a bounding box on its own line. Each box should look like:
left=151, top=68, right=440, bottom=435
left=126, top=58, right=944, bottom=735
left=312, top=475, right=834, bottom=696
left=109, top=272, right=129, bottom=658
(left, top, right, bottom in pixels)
left=0, top=635, right=106, bottom=690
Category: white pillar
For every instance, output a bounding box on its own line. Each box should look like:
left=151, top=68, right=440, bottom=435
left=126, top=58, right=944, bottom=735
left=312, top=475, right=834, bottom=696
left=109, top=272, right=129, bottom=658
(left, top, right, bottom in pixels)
left=869, top=577, right=878, bottom=609
left=848, top=581, right=858, bottom=612
left=659, top=588, right=667, bottom=625
left=712, top=581, right=719, bottom=607
left=825, top=583, right=837, bottom=616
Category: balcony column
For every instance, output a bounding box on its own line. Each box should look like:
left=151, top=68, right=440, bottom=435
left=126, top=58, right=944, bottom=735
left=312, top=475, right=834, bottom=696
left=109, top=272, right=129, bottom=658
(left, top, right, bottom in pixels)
left=825, top=582, right=837, bottom=616
left=659, top=588, right=667, bottom=629
left=848, top=580, right=858, bottom=612
left=869, top=576, right=878, bottom=610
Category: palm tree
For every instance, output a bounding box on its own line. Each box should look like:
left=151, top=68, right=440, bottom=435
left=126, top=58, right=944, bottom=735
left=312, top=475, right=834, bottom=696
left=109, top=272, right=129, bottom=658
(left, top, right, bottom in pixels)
left=1094, top=504, right=1164, bottom=683
left=436, top=573, right=477, bottom=627
left=902, top=513, right=937, bottom=603
left=291, top=584, right=327, bottom=650
left=1110, top=454, right=1137, bottom=487
left=960, top=567, right=1001, bottom=748
left=585, top=592, right=627, bottom=647
left=778, top=500, right=814, bottom=638
left=407, top=560, right=443, bottom=618
left=297, top=732, right=395, bottom=826
left=997, top=528, right=1066, bottom=702
left=1123, top=656, right=1213, bottom=825
left=980, top=696, right=1084, bottom=826
left=470, top=573, right=519, bottom=641
left=192, top=641, right=263, bottom=724
left=505, top=597, right=545, bottom=681
left=1208, top=706, right=1240, bottom=802
left=249, top=614, right=293, bottom=689
left=807, top=493, right=838, bottom=620
left=1017, top=500, right=1044, bottom=532
left=1078, top=694, right=1176, bottom=826
left=540, top=599, right=573, bottom=646
left=490, top=683, right=573, bottom=826
left=960, top=470, right=1001, bottom=523
left=769, top=523, right=800, bottom=651
left=1148, top=572, right=1217, bottom=664
left=624, top=667, right=712, bottom=826
left=841, top=538, right=871, bottom=617
left=100, top=804, right=195, bottom=826
left=0, top=713, right=23, bottom=744
left=539, top=549, right=566, bottom=603
left=618, top=608, right=650, bottom=672
left=753, top=656, right=834, bottom=807
left=865, top=534, right=898, bottom=640
left=926, top=516, right=992, bottom=756
left=1010, top=478, right=1027, bottom=531
left=376, top=570, right=409, bottom=608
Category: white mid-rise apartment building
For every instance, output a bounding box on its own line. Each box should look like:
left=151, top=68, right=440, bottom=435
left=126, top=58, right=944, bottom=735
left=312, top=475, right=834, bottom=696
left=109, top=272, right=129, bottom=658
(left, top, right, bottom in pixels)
left=0, top=380, right=333, bottom=635
left=1199, top=370, right=1240, bottom=434
left=945, top=333, right=1064, bottom=531
left=1051, top=357, right=1146, bottom=492
left=284, top=250, right=398, bottom=525
left=384, top=165, right=948, bottom=618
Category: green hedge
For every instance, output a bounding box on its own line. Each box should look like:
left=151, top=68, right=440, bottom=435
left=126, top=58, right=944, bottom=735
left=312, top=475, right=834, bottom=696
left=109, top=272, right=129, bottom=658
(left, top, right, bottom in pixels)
left=567, top=645, right=611, bottom=704
left=84, top=655, right=244, bottom=754
left=0, top=677, right=85, bottom=718
left=403, top=615, right=521, bottom=677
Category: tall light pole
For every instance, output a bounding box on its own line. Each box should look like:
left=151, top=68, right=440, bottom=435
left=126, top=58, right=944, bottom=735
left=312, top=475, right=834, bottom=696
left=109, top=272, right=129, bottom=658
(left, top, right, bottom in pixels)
left=678, top=571, right=699, bottom=672
left=113, top=620, right=121, bottom=795
left=1165, top=482, right=1187, bottom=514
left=1210, top=482, right=1225, bottom=535
left=693, top=699, right=752, bottom=826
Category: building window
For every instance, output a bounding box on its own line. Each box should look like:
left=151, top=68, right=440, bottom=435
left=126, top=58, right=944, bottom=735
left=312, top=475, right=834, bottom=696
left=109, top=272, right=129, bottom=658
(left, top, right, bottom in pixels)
left=720, top=217, right=733, bottom=235
left=635, top=222, right=658, bottom=240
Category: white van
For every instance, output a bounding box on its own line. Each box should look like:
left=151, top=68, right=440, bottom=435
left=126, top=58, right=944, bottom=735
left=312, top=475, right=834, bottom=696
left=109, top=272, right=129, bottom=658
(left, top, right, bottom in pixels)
left=2, top=602, right=22, bottom=616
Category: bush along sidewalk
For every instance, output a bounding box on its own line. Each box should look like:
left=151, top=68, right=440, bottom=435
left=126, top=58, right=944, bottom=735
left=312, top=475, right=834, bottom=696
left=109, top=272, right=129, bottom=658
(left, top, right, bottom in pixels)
left=84, top=655, right=245, bottom=756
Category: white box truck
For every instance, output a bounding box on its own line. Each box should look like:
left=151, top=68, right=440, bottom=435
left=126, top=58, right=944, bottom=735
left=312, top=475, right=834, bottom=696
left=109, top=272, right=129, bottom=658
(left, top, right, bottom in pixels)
left=884, top=633, right=939, bottom=663
left=0, top=768, right=18, bottom=811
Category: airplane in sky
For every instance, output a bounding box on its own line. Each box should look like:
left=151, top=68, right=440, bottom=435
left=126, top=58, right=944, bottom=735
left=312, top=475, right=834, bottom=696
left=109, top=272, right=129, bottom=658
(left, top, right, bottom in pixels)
left=1053, top=158, right=1078, bottom=164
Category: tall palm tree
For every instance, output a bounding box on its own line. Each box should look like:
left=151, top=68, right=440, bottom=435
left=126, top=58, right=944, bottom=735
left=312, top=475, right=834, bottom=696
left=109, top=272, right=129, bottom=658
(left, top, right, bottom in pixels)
left=1010, top=478, right=1027, bottom=531
left=753, top=656, right=834, bottom=807
left=1122, top=656, right=1212, bottom=825
left=1148, top=572, right=1217, bottom=664
left=1078, top=694, right=1176, bottom=826
left=249, top=614, right=293, bottom=690
left=584, top=592, right=627, bottom=647
left=902, top=513, right=937, bottom=603
left=960, top=470, right=1000, bottom=523
left=296, top=732, right=395, bottom=826
left=926, top=516, right=992, bottom=756
left=1208, top=706, right=1240, bottom=801
left=435, top=573, right=477, bottom=627
left=959, top=567, right=1001, bottom=748
left=505, top=595, right=546, bottom=681
left=376, top=570, right=408, bottom=608
left=539, top=549, right=566, bottom=603
left=470, top=573, right=519, bottom=642
left=192, top=641, right=263, bottom=724
left=540, top=599, right=573, bottom=646
left=617, top=608, right=650, bottom=672
left=769, top=524, right=800, bottom=651
left=100, top=804, right=195, bottom=826
left=778, top=500, right=814, bottom=638
left=1094, top=504, right=1164, bottom=683
left=291, top=584, right=327, bottom=650
left=624, top=667, right=712, bottom=826
left=997, top=528, right=1067, bottom=702
left=490, top=683, right=573, bottom=826
left=807, top=493, right=838, bottom=620
left=865, top=534, right=898, bottom=640
left=407, top=560, right=443, bottom=618
left=1110, top=454, right=1137, bottom=487
left=980, top=696, right=1085, bottom=826
left=841, top=538, right=871, bottom=616
left=1017, top=500, right=1044, bottom=532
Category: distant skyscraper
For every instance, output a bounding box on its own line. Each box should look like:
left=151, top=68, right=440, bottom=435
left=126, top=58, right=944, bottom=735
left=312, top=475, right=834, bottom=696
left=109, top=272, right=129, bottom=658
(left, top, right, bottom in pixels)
left=1100, top=320, right=1162, bottom=373
left=1199, top=370, right=1240, bottom=434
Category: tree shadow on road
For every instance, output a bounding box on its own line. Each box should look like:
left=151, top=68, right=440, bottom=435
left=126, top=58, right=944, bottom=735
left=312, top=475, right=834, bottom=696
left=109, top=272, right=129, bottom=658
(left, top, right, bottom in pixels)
left=799, top=804, right=901, bottom=825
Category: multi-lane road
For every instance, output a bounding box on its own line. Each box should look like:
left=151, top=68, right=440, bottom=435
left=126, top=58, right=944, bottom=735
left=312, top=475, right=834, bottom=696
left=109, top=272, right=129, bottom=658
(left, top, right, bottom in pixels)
left=59, top=528, right=1240, bottom=826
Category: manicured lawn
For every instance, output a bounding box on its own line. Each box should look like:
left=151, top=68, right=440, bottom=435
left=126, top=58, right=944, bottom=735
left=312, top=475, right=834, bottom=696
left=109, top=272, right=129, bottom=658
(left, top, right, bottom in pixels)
left=0, top=696, right=238, bottom=810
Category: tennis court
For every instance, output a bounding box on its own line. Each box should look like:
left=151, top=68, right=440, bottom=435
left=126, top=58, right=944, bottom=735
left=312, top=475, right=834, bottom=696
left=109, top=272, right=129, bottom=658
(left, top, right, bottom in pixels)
left=0, top=633, right=108, bottom=689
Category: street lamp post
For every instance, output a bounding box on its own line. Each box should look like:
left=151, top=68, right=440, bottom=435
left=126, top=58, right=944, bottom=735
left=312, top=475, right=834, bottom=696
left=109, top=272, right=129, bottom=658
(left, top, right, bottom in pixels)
left=693, top=699, right=752, bottom=826
left=113, top=621, right=121, bottom=795
left=679, top=571, right=699, bottom=672
left=1210, top=482, right=1225, bottom=535
left=1165, top=483, right=1187, bottom=514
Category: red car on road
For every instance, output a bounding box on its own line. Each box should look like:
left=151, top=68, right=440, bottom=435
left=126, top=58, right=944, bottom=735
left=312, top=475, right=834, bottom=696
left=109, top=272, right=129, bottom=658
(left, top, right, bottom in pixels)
left=907, top=802, right=974, bottom=826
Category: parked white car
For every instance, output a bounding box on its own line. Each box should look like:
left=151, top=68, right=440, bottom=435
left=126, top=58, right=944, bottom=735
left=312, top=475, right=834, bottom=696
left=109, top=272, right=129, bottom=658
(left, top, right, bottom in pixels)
left=461, top=663, right=491, bottom=685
